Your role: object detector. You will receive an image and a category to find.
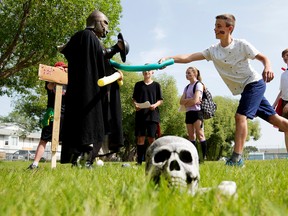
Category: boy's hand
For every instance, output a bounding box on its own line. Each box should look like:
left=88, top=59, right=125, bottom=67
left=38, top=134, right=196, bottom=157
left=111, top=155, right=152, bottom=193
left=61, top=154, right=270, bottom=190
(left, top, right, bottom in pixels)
left=158, top=57, right=167, bottom=69
left=255, top=54, right=274, bottom=82
left=262, top=69, right=274, bottom=83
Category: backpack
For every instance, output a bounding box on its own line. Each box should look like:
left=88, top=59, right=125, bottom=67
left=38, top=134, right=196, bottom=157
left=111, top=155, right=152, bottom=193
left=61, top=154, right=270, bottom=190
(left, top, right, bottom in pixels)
left=187, top=81, right=217, bottom=119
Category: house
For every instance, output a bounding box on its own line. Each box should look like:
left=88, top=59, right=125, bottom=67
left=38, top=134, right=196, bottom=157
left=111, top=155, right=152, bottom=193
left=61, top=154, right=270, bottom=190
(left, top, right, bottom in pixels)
left=0, top=123, right=61, bottom=160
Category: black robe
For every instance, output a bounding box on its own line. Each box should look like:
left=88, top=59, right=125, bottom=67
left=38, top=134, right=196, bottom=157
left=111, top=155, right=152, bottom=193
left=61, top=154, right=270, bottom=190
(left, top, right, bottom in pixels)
left=60, top=29, right=123, bottom=163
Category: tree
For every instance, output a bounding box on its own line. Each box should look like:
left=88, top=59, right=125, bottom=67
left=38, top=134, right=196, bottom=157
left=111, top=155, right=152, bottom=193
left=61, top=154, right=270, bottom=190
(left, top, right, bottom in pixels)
left=244, top=146, right=259, bottom=153
left=0, top=110, right=39, bottom=134
left=118, top=71, right=140, bottom=160
left=0, top=0, right=122, bottom=132
left=0, top=0, right=122, bottom=95
left=242, top=145, right=259, bottom=159
left=156, top=74, right=186, bottom=137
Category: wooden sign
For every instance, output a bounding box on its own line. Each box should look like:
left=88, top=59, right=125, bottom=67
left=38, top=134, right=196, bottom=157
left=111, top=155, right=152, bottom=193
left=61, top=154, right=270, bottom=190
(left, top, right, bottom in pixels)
left=38, top=64, right=67, bottom=168
left=38, top=64, right=68, bottom=84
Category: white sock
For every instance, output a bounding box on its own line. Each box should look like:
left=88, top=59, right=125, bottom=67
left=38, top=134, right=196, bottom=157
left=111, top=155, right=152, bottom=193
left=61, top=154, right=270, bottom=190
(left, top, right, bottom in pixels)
left=32, top=162, right=39, bottom=166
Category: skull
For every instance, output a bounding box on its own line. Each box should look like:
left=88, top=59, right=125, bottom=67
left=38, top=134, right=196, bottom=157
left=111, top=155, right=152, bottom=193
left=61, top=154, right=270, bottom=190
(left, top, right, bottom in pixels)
left=145, top=136, right=200, bottom=195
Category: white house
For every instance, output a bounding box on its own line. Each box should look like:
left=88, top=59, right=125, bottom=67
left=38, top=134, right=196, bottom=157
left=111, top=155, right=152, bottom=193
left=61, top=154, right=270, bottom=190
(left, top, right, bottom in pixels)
left=0, top=123, right=61, bottom=160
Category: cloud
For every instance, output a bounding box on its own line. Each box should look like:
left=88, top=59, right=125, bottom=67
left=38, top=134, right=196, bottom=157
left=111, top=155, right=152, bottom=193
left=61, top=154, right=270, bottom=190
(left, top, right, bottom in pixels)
left=152, top=27, right=166, bottom=40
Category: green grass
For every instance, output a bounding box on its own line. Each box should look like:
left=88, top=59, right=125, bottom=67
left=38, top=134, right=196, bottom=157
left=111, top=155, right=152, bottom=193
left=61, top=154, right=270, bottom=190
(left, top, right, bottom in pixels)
left=0, top=160, right=288, bottom=216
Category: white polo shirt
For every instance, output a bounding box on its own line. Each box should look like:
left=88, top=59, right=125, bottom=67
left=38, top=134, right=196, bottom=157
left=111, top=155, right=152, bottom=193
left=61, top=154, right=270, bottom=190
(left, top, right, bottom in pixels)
left=202, top=39, right=262, bottom=95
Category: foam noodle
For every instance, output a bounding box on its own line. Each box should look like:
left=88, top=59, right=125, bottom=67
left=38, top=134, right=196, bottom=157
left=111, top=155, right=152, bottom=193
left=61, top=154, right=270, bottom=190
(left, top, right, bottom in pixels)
left=109, top=59, right=174, bottom=72
left=98, top=72, right=122, bottom=87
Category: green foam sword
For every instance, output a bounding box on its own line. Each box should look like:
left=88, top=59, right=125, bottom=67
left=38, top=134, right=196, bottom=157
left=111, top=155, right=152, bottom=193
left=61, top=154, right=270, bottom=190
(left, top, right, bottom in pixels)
left=109, top=59, right=174, bottom=71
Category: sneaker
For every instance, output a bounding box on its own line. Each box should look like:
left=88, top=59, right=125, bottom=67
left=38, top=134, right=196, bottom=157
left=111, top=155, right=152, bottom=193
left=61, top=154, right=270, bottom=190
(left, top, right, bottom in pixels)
left=225, top=158, right=244, bottom=167
left=27, top=164, right=38, bottom=170
left=122, top=163, right=131, bottom=168
left=77, top=154, right=86, bottom=167
left=85, top=161, right=93, bottom=169
left=71, top=153, right=88, bottom=168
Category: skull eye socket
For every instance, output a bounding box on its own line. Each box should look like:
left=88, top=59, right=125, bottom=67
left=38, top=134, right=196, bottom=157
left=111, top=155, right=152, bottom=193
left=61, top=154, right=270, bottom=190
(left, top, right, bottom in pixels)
left=154, top=150, right=171, bottom=163
left=179, top=150, right=193, bottom=163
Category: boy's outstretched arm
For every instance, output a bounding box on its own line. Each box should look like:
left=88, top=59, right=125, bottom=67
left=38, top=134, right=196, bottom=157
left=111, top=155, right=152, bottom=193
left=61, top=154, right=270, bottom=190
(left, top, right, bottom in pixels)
left=159, top=52, right=205, bottom=64
left=255, top=53, right=274, bottom=82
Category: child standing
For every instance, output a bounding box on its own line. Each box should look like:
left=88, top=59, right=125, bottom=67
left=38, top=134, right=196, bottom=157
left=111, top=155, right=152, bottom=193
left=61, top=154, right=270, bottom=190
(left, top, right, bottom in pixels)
left=180, top=66, right=207, bottom=162
left=27, top=62, right=67, bottom=169
left=132, top=68, right=163, bottom=165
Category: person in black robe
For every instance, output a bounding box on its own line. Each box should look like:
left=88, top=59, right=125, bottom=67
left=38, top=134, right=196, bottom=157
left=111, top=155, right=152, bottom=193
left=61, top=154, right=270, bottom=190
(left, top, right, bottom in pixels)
left=60, top=10, right=124, bottom=168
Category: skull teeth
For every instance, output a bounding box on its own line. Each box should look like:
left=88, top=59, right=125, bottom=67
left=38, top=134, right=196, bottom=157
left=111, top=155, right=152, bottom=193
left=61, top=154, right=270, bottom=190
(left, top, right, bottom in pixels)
left=170, top=177, right=187, bottom=188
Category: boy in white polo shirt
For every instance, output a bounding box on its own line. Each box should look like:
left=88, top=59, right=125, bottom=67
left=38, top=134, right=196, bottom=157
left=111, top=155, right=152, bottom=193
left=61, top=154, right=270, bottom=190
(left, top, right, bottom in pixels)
left=159, top=14, right=288, bottom=166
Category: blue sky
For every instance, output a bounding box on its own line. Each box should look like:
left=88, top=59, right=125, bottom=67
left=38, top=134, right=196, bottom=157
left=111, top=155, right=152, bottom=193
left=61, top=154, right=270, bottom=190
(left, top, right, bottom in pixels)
left=1, top=0, right=287, bottom=149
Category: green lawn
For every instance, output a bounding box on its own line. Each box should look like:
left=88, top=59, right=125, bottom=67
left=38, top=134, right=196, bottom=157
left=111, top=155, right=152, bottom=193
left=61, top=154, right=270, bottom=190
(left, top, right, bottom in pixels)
left=0, top=160, right=287, bottom=216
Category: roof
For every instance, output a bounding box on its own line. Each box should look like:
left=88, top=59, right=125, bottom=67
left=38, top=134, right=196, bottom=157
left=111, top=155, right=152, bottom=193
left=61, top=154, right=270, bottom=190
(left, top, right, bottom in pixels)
left=0, top=123, right=40, bottom=138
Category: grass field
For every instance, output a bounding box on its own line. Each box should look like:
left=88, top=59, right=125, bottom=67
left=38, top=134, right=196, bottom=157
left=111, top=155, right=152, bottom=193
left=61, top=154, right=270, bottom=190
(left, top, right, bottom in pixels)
left=0, top=159, right=288, bottom=216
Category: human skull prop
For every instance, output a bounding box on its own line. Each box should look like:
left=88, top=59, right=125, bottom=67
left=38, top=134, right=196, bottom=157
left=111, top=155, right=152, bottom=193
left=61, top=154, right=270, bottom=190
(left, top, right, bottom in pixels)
left=145, top=136, right=200, bottom=195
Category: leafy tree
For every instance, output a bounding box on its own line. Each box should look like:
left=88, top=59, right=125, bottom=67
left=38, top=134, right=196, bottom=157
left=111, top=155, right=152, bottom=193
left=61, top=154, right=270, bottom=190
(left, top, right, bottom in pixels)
left=156, top=74, right=186, bottom=137
left=0, top=0, right=122, bottom=132
left=0, top=0, right=122, bottom=95
left=9, top=84, right=47, bottom=131
left=242, top=145, right=259, bottom=159
left=244, top=146, right=259, bottom=153
left=0, top=110, right=39, bottom=135
left=118, top=72, right=140, bottom=160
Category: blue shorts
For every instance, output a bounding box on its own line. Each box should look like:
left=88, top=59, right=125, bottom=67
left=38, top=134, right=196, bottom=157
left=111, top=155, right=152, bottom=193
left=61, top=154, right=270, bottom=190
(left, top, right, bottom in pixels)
left=237, top=79, right=276, bottom=121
